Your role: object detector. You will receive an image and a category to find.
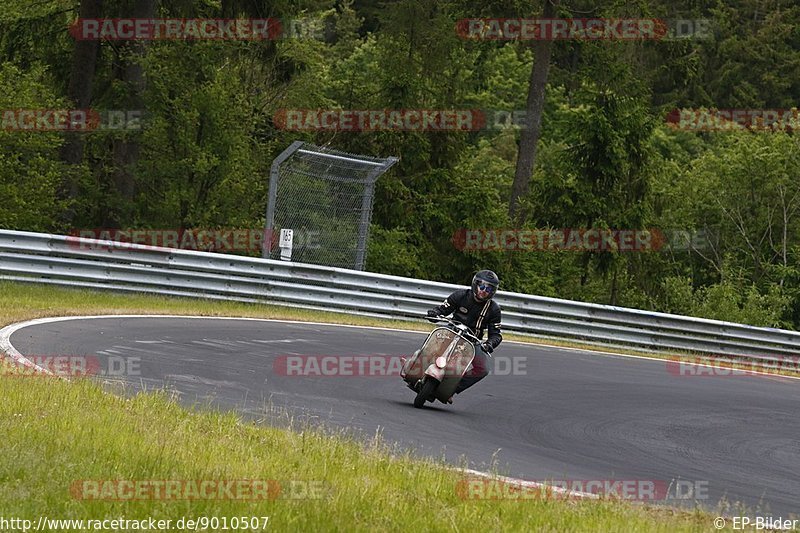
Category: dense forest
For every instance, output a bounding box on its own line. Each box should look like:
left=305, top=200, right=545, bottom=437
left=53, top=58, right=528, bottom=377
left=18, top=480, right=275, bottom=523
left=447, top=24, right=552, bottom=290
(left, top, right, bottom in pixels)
left=1, top=0, right=799, bottom=328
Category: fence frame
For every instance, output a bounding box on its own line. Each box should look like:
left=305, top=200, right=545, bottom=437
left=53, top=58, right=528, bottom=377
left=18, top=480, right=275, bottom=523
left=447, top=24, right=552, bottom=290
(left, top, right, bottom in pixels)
left=263, top=142, right=398, bottom=270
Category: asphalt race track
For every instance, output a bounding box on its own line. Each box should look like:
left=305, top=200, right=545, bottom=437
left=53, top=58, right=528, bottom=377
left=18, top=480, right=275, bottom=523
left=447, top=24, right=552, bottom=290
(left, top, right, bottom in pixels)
left=7, top=316, right=800, bottom=516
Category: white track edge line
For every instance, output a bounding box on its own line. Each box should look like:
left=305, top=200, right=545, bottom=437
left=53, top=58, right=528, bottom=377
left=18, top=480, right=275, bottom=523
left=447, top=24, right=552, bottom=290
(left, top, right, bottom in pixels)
left=3, top=314, right=793, bottom=500
left=0, top=314, right=596, bottom=499
left=2, top=314, right=798, bottom=381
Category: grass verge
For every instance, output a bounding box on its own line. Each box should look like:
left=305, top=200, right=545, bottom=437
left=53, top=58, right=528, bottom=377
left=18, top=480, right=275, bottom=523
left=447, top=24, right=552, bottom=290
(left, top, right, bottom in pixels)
left=0, top=281, right=728, bottom=531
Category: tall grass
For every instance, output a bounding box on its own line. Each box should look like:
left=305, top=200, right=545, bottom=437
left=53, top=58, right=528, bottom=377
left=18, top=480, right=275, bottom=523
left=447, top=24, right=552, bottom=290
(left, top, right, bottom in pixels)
left=0, top=282, right=719, bottom=531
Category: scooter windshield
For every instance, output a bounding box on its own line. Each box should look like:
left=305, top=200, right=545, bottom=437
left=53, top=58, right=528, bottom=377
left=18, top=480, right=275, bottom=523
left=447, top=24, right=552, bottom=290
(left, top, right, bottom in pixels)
left=418, top=327, right=476, bottom=375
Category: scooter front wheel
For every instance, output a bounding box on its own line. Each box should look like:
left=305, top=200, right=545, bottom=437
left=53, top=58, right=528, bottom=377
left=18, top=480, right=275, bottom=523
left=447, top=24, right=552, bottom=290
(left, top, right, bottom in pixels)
left=413, top=377, right=439, bottom=408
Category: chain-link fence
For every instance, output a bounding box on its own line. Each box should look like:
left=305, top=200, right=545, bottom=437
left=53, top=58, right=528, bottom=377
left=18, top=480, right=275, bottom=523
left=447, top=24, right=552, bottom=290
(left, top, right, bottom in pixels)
left=263, top=141, right=398, bottom=270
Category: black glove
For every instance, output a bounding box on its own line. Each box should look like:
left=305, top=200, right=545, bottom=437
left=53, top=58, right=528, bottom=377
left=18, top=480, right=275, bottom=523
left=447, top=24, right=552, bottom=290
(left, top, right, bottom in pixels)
left=426, top=309, right=440, bottom=318
left=480, top=341, right=494, bottom=354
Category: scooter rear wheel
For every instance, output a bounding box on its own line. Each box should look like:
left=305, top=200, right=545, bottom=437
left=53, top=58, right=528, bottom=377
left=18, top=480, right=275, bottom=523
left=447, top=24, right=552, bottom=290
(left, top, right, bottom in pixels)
left=413, top=378, right=439, bottom=408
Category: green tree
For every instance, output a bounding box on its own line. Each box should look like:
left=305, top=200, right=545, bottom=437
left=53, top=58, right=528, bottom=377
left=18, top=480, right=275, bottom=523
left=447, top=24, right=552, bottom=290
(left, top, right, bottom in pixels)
left=0, top=63, right=70, bottom=231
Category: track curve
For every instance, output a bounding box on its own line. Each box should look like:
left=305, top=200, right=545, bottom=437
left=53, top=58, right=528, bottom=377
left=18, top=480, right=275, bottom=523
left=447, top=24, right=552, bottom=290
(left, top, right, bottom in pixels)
left=5, top=316, right=800, bottom=515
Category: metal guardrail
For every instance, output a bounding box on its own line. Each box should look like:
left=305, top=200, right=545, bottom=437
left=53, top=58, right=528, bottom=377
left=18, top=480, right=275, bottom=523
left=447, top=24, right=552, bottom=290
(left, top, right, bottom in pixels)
left=1, top=230, right=798, bottom=364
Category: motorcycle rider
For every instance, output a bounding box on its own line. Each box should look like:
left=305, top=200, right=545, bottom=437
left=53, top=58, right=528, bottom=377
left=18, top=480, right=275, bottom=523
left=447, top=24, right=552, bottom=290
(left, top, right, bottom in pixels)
left=425, top=269, right=502, bottom=402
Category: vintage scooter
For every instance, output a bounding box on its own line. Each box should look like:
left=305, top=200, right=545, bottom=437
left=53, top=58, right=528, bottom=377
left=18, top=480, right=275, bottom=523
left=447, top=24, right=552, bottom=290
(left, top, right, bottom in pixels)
left=400, top=316, right=483, bottom=408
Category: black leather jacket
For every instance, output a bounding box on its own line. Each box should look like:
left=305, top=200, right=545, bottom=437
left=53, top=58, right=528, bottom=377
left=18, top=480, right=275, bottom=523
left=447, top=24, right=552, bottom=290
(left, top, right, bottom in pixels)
left=429, top=288, right=502, bottom=350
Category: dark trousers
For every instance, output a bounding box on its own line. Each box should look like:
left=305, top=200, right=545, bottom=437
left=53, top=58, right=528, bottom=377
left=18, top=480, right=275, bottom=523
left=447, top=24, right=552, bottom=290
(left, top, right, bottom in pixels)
left=454, top=347, right=489, bottom=394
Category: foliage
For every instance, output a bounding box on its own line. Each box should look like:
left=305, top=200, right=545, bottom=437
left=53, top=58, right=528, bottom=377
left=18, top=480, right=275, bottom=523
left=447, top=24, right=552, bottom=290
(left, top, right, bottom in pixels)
left=1, top=0, right=799, bottom=328
left=0, top=62, right=70, bottom=231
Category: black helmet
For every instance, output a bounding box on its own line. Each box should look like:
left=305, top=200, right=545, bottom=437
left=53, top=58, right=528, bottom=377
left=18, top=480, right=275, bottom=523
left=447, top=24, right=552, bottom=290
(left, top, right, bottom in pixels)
left=471, top=269, right=499, bottom=302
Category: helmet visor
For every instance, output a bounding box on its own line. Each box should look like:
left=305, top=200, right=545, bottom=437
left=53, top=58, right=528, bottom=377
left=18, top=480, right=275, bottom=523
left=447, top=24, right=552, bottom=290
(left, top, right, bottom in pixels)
left=476, top=282, right=496, bottom=297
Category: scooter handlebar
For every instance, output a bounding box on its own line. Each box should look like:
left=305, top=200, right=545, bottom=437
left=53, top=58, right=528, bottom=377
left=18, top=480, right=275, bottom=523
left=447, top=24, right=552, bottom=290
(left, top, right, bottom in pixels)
left=423, top=315, right=481, bottom=344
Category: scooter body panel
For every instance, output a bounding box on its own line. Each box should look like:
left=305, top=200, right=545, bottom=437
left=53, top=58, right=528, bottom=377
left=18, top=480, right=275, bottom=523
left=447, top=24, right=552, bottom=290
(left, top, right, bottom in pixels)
left=404, top=326, right=476, bottom=402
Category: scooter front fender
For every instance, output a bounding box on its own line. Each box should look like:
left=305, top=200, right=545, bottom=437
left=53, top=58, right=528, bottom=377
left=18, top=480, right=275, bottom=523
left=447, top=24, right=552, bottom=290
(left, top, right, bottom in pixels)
left=424, top=362, right=445, bottom=381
